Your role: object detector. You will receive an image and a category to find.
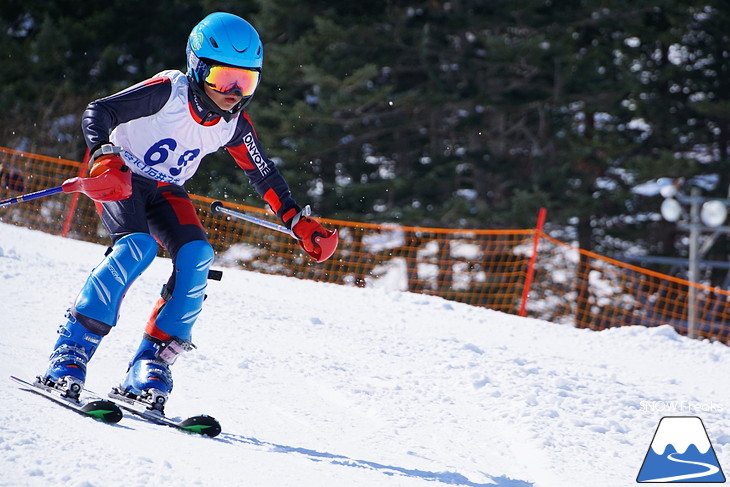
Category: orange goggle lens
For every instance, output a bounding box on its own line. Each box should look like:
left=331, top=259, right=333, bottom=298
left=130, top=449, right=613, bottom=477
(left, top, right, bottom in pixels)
left=204, top=66, right=260, bottom=96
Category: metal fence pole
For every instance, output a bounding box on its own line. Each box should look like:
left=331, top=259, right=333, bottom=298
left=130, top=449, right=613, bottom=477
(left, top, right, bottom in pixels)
left=688, top=187, right=700, bottom=339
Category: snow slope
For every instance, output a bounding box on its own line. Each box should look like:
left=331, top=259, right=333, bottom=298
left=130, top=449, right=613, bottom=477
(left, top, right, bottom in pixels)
left=2, top=222, right=730, bottom=487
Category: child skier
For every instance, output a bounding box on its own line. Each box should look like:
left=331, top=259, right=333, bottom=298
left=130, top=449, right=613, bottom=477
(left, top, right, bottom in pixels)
left=39, top=12, right=337, bottom=411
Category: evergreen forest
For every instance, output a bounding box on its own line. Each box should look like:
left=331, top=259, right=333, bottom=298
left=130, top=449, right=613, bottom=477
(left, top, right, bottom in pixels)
left=2, top=1, right=730, bottom=282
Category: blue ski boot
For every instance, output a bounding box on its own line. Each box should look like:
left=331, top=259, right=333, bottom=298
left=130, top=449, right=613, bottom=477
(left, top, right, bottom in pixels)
left=118, top=333, right=194, bottom=412
left=41, top=312, right=109, bottom=400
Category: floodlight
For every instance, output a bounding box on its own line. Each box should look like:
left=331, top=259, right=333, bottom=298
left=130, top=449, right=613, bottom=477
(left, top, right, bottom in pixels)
left=660, top=198, right=682, bottom=222
left=700, top=200, right=728, bottom=227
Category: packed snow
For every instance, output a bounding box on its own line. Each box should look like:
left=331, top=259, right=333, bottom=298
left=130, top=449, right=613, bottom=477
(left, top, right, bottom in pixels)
left=2, top=221, right=730, bottom=487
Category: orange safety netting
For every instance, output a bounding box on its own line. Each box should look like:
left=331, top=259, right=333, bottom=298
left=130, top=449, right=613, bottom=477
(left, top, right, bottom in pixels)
left=1, top=146, right=729, bottom=342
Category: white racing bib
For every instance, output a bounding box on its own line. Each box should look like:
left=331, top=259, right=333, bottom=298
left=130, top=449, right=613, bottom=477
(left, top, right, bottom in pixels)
left=110, top=70, right=238, bottom=185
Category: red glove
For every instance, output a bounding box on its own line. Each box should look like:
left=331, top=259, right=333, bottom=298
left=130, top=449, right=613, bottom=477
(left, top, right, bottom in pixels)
left=70, top=144, right=132, bottom=201
left=290, top=207, right=339, bottom=262
left=293, top=216, right=327, bottom=253
left=90, top=153, right=126, bottom=178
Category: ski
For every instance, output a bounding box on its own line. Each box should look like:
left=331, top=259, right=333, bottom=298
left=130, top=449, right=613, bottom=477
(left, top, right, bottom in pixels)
left=9, top=375, right=123, bottom=424
left=105, top=387, right=221, bottom=437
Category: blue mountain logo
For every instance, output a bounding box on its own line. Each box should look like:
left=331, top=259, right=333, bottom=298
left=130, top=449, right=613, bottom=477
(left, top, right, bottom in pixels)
left=637, top=416, right=725, bottom=483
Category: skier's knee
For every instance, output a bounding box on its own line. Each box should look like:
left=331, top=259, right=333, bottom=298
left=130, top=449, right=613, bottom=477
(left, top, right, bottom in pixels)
left=74, top=233, right=158, bottom=327
left=151, top=240, right=214, bottom=342
left=176, top=240, right=215, bottom=273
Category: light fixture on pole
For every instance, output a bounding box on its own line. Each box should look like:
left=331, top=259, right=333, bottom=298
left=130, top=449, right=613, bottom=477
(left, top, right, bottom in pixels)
left=701, top=200, right=728, bottom=228
left=660, top=198, right=683, bottom=222
left=658, top=179, right=730, bottom=339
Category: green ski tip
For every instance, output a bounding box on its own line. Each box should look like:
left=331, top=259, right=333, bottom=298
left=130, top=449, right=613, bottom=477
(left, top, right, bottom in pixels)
left=178, top=415, right=222, bottom=437
left=86, top=409, right=115, bottom=420
left=182, top=424, right=212, bottom=434
left=81, top=400, right=123, bottom=423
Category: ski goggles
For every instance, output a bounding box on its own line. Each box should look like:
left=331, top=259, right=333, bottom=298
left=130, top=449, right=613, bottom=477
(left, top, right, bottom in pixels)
left=204, top=65, right=260, bottom=97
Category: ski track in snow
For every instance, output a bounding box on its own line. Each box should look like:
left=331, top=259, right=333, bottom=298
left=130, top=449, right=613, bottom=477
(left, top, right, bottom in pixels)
left=2, top=222, right=730, bottom=487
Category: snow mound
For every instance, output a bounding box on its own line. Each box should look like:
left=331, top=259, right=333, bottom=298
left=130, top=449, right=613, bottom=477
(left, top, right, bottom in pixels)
left=2, top=222, right=730, bottom=487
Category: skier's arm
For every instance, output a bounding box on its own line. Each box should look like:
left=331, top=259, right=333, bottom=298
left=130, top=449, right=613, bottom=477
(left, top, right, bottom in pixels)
left=225, top=114, right=337, bottom=261
left=225, top=113, right=302, bottom=225
left=81, top=77, right=172, bottom=153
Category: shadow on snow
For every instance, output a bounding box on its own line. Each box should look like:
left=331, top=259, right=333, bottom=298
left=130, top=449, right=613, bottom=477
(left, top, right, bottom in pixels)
left=217, top=432, right=532, bottom=487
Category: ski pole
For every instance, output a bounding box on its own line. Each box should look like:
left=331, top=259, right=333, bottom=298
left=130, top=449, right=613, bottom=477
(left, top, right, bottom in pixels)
left=0, top=186, right=64, bottom=208
left=210, top=200, right=339, bottom=263
left=0, top=169, right=131, bottom=208
left=209, top=200, right=294, bottom=236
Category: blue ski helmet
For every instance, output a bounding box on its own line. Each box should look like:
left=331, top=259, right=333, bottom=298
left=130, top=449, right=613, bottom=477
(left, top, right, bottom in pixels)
left=186, top=13, right=264, bottom=116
